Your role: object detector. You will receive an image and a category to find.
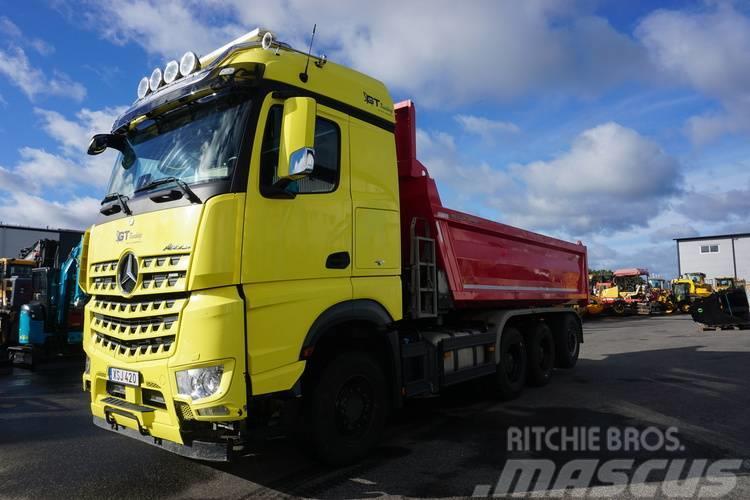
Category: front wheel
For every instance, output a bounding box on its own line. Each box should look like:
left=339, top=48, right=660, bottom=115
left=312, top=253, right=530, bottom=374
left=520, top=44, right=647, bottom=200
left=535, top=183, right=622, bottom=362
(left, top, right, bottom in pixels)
left=304, top=352, right=387, bottom=465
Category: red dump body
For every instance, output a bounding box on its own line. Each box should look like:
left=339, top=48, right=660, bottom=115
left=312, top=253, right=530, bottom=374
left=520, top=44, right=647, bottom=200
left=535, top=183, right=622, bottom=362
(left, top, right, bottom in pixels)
left=395, top=101, right=588, bottom=309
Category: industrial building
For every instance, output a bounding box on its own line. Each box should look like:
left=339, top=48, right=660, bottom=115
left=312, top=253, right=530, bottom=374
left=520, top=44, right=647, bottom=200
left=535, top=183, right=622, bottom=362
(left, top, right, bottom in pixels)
left=0, top=224, right=83, bottom=265
left=675, top=232, right=750, bottom=282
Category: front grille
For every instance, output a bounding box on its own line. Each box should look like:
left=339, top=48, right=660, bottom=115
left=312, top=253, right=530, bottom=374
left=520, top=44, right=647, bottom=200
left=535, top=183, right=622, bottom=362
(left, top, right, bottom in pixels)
left=93, top=331, right=175, bottom=356
left=88, top=253, right=190, bottom=296
left=93, top=312, right=178, bottom=335
left=88, top=293, right=188, bottom=361
left=176, top=401, right=194, bottom=421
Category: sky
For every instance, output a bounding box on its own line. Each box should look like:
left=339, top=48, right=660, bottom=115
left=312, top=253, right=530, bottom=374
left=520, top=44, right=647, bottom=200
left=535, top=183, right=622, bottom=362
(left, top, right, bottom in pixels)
left=0, top=0, right=749, bottom=278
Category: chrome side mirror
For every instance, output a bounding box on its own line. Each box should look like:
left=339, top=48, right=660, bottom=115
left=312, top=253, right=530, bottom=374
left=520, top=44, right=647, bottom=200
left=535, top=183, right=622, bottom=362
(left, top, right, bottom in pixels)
left=286, top=147, right=315, bottom=179
left=277, top=97, right=316, bottom=182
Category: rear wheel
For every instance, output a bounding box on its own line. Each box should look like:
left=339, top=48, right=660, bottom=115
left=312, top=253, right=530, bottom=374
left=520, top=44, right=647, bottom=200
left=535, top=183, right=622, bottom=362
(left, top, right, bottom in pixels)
left=496, top=327, right=527, bottom=400
left=304, top=352, right=387, bottom=465
left=554, top=315, right=581, bottom=369
left=526, top=322, right=555, bottom=386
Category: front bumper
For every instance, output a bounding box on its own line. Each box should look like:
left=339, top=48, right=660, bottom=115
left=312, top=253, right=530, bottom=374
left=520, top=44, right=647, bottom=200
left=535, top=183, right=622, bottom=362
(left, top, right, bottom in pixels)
left=84, top=286, right=248, bottom=447
left=93, top=416, right=233, bottom=461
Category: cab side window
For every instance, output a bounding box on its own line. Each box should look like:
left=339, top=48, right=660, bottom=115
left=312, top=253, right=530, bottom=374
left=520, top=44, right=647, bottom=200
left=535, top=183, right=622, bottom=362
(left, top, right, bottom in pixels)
left=259, top=105, right=341, bottom=195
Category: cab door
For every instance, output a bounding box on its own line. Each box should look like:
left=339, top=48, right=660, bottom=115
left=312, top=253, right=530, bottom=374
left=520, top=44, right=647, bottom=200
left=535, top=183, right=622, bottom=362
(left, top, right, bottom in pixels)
left=241, top=96, right=352, bottom=384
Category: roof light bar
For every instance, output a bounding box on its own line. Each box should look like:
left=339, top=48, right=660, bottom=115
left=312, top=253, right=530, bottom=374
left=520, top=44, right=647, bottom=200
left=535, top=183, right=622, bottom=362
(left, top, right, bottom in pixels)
left=149, top=67, right=163, bottom=92
left=137, top=76, right=150, bottom=99
left=179, top=51, right=200, bottom=77
left=163, top=60, right=179, bottom=84
left=134, top=28, right=278, bottom=101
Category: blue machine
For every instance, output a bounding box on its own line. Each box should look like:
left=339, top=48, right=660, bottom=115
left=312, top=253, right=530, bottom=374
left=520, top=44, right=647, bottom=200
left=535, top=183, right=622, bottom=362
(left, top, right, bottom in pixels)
left=11, top=241, right=85, bottom=365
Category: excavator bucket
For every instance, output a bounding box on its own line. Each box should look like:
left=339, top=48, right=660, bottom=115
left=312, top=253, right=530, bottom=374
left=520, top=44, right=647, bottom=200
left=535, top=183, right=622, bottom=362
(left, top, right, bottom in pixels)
left=691, top=285, right=750, bottom=330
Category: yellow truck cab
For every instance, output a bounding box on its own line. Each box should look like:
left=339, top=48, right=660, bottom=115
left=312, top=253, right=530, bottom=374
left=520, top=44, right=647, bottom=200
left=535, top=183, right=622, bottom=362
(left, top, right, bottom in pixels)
left=81, top=29, right=588, bottom=464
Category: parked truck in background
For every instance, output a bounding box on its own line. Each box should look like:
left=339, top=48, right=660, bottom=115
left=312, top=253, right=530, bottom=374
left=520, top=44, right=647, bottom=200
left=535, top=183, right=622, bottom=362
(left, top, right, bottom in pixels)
left=0, top=258, right=35, bottom=346
left=81, top=29, right=588, bottom=464
left=8, top=240, right=86, bottom=367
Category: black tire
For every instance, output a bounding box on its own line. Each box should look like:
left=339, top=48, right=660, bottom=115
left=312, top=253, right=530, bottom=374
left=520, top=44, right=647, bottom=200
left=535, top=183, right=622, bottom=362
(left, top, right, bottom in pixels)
left=526, top=322, right=556, bottom=386
left=304, top=352, right=387, bottom=465
left=555, top=315, right=581, bottom=369
left=496, top=327, right=527, bottom=400
left=612, top=301, right=627, bottom=315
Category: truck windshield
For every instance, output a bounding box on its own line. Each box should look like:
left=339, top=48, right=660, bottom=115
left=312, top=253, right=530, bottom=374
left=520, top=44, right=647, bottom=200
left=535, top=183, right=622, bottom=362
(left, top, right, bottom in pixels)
left=105, top=93, right=252, bottom=199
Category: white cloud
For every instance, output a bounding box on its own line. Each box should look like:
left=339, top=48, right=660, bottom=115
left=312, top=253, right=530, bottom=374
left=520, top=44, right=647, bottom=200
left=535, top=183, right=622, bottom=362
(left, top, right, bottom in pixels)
left=0, top=16, right=22, bottom=38
left=675, top=182, right=750, bottom=223
left=74, top=0, right=648, bottom=107
left=496, top=123, right=682, bottom=234
left=0, top=16, right=55, bottom=55
left=455, top=115, right=520, bottom=141
left=0, top=193, right=100, bottom=230
left=637, top=4, right=750, bottom=144
left=34, top=107, right=123, bottom=155
left=649, top=223, right=698, bottom=244
left=81, top=0, right=242, bottom=59
left=0, top=105, right=125, bottom=229
left=419, top=122, right=682, bottom=236
left=417, top=128, right=511, bottom=198
left=0, top=46, right=85, bottom=101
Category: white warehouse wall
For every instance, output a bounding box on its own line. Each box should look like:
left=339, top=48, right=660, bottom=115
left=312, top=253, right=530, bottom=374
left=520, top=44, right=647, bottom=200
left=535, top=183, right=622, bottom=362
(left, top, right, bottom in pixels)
left=677, top=235, right=750, bottom=281
left=735, top=237, right=750, bottom=281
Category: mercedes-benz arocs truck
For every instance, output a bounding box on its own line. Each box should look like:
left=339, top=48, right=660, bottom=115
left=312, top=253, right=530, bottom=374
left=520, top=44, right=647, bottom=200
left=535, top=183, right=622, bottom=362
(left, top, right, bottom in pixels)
left=81, top=28, right=588, bottom=464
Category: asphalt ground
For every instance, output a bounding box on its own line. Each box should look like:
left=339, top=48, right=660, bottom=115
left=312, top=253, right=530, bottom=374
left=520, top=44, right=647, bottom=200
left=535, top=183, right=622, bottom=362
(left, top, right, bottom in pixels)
left=1, top=315, right=749, bottom=499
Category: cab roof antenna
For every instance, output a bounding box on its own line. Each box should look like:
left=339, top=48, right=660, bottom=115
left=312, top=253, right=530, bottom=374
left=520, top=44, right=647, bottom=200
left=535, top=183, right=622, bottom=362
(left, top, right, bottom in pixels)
left=299, top=24, right=316, bottom=83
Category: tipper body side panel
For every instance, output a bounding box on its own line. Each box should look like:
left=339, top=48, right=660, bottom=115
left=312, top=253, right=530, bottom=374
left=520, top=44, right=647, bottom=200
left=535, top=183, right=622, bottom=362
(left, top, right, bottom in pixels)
left=395, top=101, right=588, bottom=309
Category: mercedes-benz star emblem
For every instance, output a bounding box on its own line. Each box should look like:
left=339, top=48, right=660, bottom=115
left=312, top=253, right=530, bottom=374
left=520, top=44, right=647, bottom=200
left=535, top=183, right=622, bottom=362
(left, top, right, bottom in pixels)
left=117, top=252, right=138, bottom=294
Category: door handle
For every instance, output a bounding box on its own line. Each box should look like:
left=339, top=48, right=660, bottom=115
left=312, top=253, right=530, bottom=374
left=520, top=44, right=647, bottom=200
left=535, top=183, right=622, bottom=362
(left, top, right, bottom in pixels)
left=326, top=252, right=350, bottom=269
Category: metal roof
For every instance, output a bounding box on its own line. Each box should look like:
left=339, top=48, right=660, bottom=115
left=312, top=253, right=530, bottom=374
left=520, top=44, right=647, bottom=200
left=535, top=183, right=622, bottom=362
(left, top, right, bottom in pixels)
left=674, top=232, right=750, bottom=242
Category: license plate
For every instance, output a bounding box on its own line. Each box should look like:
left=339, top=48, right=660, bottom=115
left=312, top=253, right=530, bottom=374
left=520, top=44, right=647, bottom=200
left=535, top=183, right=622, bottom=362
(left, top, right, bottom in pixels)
left=108, top=367, right=140, bottom=387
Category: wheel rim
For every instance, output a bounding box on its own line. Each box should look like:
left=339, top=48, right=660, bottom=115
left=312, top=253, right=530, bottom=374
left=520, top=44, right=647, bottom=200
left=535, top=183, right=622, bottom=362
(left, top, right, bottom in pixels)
left=504, top=343, right=524, bottom=382
left=334, top=375, right=374, bottom=438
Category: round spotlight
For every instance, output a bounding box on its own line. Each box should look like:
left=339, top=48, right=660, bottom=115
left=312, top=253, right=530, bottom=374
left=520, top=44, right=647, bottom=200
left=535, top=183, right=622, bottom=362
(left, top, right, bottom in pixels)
left=149, top=67, right=163, bottom=92
left=163, top=60, right=179, bottom=84
left=137, top=76, right=150, bottom=99
left=179, top=51, right=200, bottom=77
left=261, top=32, right=274, bottom=50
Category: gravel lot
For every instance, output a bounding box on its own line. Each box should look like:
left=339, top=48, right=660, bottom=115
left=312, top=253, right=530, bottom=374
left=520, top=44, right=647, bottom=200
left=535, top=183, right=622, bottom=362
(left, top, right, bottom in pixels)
left=1, top=315, right=749, bottom=499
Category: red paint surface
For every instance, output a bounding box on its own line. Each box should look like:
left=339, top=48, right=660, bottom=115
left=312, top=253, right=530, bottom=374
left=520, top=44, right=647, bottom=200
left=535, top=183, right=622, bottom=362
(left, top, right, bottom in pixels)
left=395, top=101, right=588, bottom=309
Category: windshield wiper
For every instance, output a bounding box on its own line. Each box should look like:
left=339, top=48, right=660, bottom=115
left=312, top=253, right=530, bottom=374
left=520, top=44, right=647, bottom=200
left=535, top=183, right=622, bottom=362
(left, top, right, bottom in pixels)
left=100, top=192, right=132, bottom=216
left=135, top=176, right=201, bottom=203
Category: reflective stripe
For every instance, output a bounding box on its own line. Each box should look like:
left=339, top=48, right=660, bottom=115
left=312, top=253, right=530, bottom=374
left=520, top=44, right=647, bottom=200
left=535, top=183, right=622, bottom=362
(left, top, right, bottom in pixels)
left=463, top=284, right=579, bottom=293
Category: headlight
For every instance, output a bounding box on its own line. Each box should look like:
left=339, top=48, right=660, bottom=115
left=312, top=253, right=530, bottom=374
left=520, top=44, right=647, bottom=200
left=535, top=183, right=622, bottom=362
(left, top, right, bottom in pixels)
left=175, top=365, right=223, bottom=400
left=137, top=76, right=150, bottom=99
left=149, top=67, right=163, bottom=92
left=84, top=355, right=90, bottom=374
left=163, top=60, right=179, bottom=84
left=179, top=51, right=200, bottom=77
